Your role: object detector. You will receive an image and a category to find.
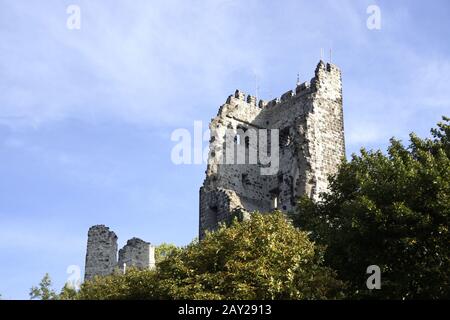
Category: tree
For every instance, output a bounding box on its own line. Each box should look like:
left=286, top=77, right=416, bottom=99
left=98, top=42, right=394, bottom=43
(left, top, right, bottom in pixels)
left=58, top=284, right=78, bottom=300
left=157, top=212, right=345, bottom=299
left=77, top=268, right=159, bottom=300
left=29, top=273, right=58, bottom=300
left=77, top=212, right=345, bottom=300
left=155, top=243, right=178, bottom=264
left=294, top=117, right=450, bottom=299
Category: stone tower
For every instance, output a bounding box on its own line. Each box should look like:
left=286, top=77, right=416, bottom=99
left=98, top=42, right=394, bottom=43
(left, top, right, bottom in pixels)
left=84, top=225, right=155, bottom=281
left=199, top=61, right=345, bottom=238
left=84, top=225, right=118, bottom=280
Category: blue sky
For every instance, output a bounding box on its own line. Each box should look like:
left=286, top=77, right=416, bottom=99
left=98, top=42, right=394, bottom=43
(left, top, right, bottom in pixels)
left=0, top=0, right=449, bottom=299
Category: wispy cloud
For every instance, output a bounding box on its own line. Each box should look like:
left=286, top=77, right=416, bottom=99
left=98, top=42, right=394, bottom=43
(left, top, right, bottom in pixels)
left=0, top=0, right=267, bottom=128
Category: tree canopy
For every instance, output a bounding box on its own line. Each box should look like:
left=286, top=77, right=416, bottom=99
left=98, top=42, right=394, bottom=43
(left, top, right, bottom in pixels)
left=29, top=273, right=58, bottom=300
left=294, top=117, right=450, bottom=299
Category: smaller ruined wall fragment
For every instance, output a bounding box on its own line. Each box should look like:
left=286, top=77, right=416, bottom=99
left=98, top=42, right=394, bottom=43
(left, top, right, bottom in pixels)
left=84, top=225, right=118, bottom=281
left=118, top=237, right=156, bottom=270
left=84, top=225, right=155, bottom=280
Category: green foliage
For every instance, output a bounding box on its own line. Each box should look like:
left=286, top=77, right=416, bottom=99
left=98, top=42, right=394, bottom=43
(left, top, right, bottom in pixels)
left=58, top=284, right=78, bottom=300
left=76, top=212, right=345, bottom=300
left=29, top=273, right=58, bottom=300
left=294, top=117, right=450, bottom=299
left=155, top=243, right=178, bottom=264
left=78, top=268, right=160, bottom=300
left=30, top=274, right=81, bottom=300
left=157, top=212, right=344, bottom=299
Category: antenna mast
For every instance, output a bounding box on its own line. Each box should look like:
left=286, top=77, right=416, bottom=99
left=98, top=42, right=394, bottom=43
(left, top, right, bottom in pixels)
left=255, top=73, right=260, bottom=103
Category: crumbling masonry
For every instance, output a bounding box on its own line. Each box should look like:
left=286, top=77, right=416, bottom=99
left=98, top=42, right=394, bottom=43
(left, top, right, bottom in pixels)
left=199, top=61, right=345, bottom=238
left=84, top=225, right=155, bottom=280
left=84, top=61, right=345, bottom=277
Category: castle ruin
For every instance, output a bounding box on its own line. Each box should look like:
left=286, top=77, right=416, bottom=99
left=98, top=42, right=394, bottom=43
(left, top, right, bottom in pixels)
left=84, top=225, right=155, bottom=280
left=199, top=61, right=345, bottom=238
left=83, top=61, right=345, bottom=278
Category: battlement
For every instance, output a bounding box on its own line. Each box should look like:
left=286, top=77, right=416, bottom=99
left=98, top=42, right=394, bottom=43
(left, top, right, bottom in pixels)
left=224, top=61, right=341, bottom=111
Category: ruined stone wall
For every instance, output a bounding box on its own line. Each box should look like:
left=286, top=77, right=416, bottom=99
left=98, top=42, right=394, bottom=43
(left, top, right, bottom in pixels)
left=84, top=226, right=155, bottom=280
left=118, top=238, right=156, bottom=270
left=305, top=62, right=345, bottom=199
left=199, top=61, right=345, bottom=238
left=84, top=225, right=118, bottom=281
